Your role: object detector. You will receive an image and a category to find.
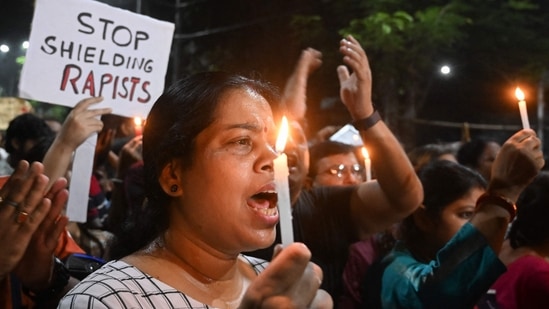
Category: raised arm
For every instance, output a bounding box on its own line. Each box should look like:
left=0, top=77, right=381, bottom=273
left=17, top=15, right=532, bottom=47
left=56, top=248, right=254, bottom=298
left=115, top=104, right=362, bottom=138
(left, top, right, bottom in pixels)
left=472, top=129, right=544, bottom=253
left=281, top=48, right=322, bottom=122
left=42, top=97, right=112, bottom=191
left=337, top=35, right=423, bottom=235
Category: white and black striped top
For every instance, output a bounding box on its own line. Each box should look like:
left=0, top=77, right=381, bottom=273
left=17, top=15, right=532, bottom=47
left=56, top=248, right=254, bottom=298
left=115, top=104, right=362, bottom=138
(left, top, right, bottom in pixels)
left=58, top=256, right=268, bottom=309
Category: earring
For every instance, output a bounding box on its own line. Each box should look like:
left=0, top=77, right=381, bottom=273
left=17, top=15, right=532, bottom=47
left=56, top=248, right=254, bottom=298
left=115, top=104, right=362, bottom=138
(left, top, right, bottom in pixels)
left=170, top=184, right=178, bottom=193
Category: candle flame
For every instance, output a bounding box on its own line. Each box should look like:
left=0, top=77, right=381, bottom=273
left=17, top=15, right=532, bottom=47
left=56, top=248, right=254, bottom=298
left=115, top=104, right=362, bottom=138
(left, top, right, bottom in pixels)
left=275, top=116, right=289, bottom=153
left=133, top=117, right=143, bottom=126
left=361, top=147, right=370, bottom=159
left=515, top=87, right=525, bottom=101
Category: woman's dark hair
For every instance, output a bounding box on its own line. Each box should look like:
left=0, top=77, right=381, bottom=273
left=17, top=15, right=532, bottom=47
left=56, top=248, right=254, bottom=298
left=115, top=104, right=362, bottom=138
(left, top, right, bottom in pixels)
left=400, top=160, right=487, bottom=248
left=407, top=143, right=455, bottom=173
left=457, top=138, right=492, bottom=169
left=508, top=171, right=549, bottom=249
left=4, top=113, right=55, bottom=167
left=308, top=141, right=357, bottom=179
left=108, top=71, right=279, bottom=259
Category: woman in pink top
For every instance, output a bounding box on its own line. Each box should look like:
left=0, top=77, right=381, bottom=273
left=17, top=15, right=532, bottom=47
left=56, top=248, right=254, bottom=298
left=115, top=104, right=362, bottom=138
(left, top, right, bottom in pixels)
left=488, top=172, right=549, bottom=308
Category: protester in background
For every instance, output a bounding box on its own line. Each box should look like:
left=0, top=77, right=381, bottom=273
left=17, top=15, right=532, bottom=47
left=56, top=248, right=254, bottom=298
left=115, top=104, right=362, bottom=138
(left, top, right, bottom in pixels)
left=408, top=143, right=458, bottom=173
left=4, top=113, right=55, bottom=169
left=306, top=140, right=363, bottom=188
left=304, top=139, right=398, bottom=308
left=457, top=137, right=501, bottom=181
left=42, top=97, right=113, bottom=258
left=248, top=35, right=423, bottom=306
left=487, top=171, right=549, bottom=308
left=59, top=72, right=331, bottom=308
left=105, top=135, right=144, bottom=238
left=361, top=130, right=544, bottom=308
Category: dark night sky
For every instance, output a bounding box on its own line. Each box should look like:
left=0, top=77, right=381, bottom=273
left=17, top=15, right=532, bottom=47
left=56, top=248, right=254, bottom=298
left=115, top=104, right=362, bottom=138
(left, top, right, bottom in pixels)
left=2, top=1, right=548, bottom=149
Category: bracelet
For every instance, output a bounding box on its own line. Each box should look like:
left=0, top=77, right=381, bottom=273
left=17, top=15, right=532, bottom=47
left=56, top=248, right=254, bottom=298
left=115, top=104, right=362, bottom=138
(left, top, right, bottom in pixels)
left=352, top=110, right=381, bottom=131
left=476, top=193, right=517, bottom=221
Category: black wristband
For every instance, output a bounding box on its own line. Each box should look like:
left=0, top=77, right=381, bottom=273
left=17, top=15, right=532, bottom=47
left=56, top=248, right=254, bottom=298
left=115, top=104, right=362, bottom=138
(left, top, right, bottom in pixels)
left=352, top=110, right=381, bottom=131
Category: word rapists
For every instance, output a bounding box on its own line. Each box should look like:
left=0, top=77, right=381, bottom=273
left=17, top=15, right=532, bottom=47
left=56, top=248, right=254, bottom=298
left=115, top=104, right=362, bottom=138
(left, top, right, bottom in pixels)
left=39, top=12, right=155, bottom=103
left=60, top=64, right=151, bottom=103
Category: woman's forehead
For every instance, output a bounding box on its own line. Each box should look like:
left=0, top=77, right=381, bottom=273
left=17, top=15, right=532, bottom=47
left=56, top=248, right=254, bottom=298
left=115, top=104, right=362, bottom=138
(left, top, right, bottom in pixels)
left=213, top=87, right=275, bottom=128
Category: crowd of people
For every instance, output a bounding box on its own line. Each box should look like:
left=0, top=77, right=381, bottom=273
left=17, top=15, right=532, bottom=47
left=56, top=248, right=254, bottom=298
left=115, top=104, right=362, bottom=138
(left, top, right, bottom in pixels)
left=0, top=35, right=547, bottom=309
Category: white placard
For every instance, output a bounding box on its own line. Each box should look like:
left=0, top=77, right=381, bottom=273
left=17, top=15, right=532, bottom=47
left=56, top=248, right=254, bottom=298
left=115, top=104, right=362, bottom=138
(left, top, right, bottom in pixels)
left=19, top=0, right=174, bottom=222
left=19, top=0, right=174, bottom=118
left=66, top=134, right=97, bottom=222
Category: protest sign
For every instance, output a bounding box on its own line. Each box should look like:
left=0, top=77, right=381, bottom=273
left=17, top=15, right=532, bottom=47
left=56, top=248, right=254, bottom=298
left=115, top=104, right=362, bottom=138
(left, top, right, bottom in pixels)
left=19, top=0, right=174, bottom=222
left=19, top=0, right=174, bottom=118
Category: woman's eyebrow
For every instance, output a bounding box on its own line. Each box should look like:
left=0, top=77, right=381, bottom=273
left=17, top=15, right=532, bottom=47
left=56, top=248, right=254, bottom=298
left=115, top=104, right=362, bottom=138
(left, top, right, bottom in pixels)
left=223, top=122, right=262, bottom=132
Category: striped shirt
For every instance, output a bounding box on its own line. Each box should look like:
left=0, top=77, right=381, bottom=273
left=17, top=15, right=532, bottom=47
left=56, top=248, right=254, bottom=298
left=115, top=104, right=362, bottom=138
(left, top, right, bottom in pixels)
left=58, top=256, right=268, bottom=309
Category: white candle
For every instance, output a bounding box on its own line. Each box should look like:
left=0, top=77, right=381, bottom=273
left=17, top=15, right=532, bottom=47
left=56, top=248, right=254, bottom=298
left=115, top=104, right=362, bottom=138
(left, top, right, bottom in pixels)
left=361, top=147, right=371, bottom=181
left=274, top=116, right=293, bottom=246
left=515, top=87, right=530, bottom=129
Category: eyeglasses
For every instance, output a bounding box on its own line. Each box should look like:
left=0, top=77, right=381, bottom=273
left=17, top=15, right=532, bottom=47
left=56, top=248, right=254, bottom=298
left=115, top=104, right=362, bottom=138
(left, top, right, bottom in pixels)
left=321, top=164, right=364, bottom=178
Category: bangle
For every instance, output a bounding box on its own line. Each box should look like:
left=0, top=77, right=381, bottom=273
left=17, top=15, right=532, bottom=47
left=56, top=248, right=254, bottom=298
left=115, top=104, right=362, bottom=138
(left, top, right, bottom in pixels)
left=352, top=110, right=381, bottom=131
left=476, top=193, right=517, bottom=221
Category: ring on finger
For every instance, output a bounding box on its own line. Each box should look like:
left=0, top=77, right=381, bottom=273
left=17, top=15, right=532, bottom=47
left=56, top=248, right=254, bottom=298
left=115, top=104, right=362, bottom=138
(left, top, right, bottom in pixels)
left=16, top=210, right=30, bottom=224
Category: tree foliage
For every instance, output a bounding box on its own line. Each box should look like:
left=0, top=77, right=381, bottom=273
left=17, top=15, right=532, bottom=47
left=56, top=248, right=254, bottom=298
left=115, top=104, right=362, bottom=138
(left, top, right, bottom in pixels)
left=333, top=0, right=549, bottom=146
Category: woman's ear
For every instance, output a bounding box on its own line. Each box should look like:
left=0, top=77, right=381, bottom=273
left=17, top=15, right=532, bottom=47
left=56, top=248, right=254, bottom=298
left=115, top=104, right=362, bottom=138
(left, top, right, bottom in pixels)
left=412, top=205, right=435, bottom=233
left=159, top=160, right=183, bottom=197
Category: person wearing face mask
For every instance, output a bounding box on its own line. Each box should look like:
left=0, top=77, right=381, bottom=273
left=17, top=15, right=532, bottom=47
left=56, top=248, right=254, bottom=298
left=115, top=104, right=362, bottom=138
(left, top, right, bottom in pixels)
left=247, top=36, right=423, bottom=305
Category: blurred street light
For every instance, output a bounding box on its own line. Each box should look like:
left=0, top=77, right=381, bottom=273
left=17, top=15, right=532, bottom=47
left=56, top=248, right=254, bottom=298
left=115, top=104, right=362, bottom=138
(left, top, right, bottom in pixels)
left=0, top=44, right=9, bottom=53
left=440, top=65, right=451, bottom=75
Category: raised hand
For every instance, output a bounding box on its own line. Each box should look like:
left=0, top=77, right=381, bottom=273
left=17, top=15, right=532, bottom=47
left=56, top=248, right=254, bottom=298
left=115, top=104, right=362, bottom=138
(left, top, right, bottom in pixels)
left=0, top=161, right=51, bottom=281
left=337, top=35, right=374, bottom=120
left=13, top=177, right=69, bottom=291
left=56, top=97, right=112, bottom=150
left=489, top=129, right=545, bottom=201
left=282, top=47, right=323, bottom=121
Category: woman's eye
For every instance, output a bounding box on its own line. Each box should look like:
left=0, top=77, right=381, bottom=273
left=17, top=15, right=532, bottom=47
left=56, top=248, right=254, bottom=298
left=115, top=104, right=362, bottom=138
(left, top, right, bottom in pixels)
left=235, top=138, right=252, bottom=146
left=459, top=212, right=474, bottom=220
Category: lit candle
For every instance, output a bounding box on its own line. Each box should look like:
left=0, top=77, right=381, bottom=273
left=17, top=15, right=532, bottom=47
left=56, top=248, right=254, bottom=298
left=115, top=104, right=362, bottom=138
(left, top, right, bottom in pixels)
left=273, top=116, right=293, bottom=246
left=515, top=87, right=530, bottom=129
left=134, top=117, right=144, bottom=136
left=361, top=147, right=371, bottom=181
